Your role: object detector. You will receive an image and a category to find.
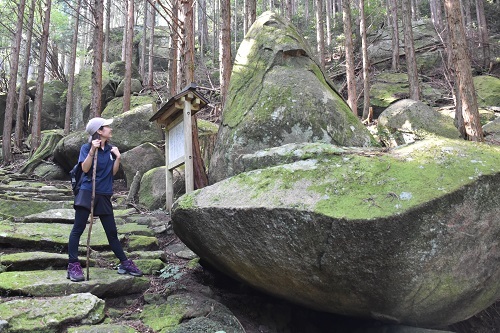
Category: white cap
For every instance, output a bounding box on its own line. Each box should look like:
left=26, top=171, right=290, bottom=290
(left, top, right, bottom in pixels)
left=85, top=117, right=113, bottom=136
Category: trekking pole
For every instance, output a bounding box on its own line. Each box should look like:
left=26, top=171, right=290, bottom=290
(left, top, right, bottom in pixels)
left=86, top=145, right=98, bottom=281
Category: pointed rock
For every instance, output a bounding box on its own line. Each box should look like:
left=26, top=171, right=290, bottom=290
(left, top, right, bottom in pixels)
left=209, top=11, right=374, bottom=184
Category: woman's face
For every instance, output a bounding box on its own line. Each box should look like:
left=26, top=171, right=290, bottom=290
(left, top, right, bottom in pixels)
left=98, top=125, right=113, bottom=139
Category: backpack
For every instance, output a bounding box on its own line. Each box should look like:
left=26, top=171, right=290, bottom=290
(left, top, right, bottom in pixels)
left=70, top=143, right=91, bottom=196
left=69, top=162, right=84, bottom=196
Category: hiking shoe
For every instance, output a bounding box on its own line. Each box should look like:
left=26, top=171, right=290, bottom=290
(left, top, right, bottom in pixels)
left=118, top=259, right=143, bottom=277
left=67, top=262, right=85, bottom=282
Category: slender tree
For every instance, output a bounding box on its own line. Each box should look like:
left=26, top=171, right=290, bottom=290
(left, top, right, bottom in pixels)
left=444, top=0, right=483, bottom=141
left=123, top=0, right=134, bottom=112
left=15, top=0, right=36, bottom=149
left=104, top=0, right=111, bottom=62
left=219, top=0, right=232, bottom=110
left=31, top=0, right=52, bottom=151
left=389, top=0, right=400, bottom=70
left=169, top=0, right=179, bottom=96
left=247, top=0, right=256, bottom=30
left=343, top=0, right=357, bottom=115
left=3, top=0, right=26, bottom=163
left=65, top=0, right=82, bottom=135
left=140, top=0, right=148, bottom=80
left=401, top=0, right=420, bottom=100
left=315, top=0, right=326, bottom=69
left=91, top=0, right=104, bottom=117
left=147, top=0, right=156, bottom=89
left=359, top=0, right=370, bottom=120
left=475, top=0, right=489, bottom=68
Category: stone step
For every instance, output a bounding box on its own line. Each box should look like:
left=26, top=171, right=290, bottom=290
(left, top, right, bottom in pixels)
left=0, top=268, right=150, bottom=297
left=14, top=208, right=75, bottom=223
left=0, top=293, right=105, bottom=333
left=0, top=198, right=73, bottom=220
left=0, top=221, right=159, bottom=252
left=0, top=251, right=165, bottom=274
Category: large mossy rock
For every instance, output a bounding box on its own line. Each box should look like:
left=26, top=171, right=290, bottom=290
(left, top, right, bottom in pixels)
left=377, top=99, right=460, bottom=147
left=53, top=105, right=163, bottom=172
left=101, top=96, right=156, bottom=118
left=208, top=11, right=374, bottom=184
left=370, top=73, right=443, bottom=116
left=72, top=68, right=113, bottom=131
left=37, top=80, right=67, bottom=130
left=121, top=142, right=164, bottom=188
left=138, top=166, right=185, bottom=210
left=19, top=130, right=64, bottom=174
left=473, top=75, right=500, bottom=108
left=172, top=138, right=500, bottom=328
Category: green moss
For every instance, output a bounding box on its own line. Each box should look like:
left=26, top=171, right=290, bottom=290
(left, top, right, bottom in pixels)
left=140, top=302, right=185, bottom=332
left=0, top=199, right=72, bottom=219
left=127, top=235, right=159, bottom=251
left=102, top=96, right=155, bottom=118
left=473, top=75, right=500, bottom=107
left=214, top=139, right=500, bottom=220
left=175, top=191, right=198, bottom=210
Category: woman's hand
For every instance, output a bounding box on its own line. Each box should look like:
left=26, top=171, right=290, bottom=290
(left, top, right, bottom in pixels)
left=110, top=146, right=121, bottom=159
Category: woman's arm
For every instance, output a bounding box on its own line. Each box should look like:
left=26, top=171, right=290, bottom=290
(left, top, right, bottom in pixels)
left=81, top=140, right=100, bottom=173
left=111, top=146, right=121, bottom=175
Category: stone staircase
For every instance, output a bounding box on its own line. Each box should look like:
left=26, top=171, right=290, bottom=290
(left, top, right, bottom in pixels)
left=0, top=170, right=168, bottom=332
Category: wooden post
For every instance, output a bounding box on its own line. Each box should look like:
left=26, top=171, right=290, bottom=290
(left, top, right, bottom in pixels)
left=165, top=130, right=174, bottom=212
left=183, top=95, right=194, bottom=193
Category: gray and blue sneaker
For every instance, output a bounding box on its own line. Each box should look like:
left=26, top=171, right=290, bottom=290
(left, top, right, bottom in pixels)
left=117, top=259, right=143, bottom=276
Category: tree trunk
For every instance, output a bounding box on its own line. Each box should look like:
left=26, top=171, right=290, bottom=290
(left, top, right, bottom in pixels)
left=140, top=0, right=148, bottom=81
left=64, top=0, right=82, bottom=135
left=247, top=0, right=256, bottom=30
left=2, top=0, right=26, bottom=163
left=326, top=0, right=332, bottom=51
left=15, top=0, right=36, bottom=149
left=31, top=0, right=52, bottom=152
left=122, top=1, right=128, bottom=61
left=389, top=0, right=400, bottom=70
left=104, top=0, right=111, bottom=63
left=123, top=0, right=134, bottom=112
left=170, top=1, right=179, bottom=96
left=315, top=0, right=325, bottom=69
left=429, top=0, right=443, bottom=32
left=182, top=0, right=195, bottom=84
left=401, top=0, right=420, bottom=100
left=219, top=0, right=232, bottom=111
left=359, top=0, right=370, bottom=120
left=148, top=0, right=156, bottom=89
left=91, top=0, right=104, bottom=117
left=343, top=0, right=357, bottom=115
left=444, top=0, right=483, bottom=141
left=475, top=0, right=490, bottom=68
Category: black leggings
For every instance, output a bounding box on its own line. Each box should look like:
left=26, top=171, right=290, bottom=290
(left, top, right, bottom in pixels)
left=68, top=206, right=127, bottom=263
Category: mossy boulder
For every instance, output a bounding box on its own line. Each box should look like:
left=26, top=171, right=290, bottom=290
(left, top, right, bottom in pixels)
left=0, top=293, right=105, bottom=333
left=72, top=68, right=113, bottom=130
left=115, top=78, right=143, bottom=97
left=121, top=142, right=164, bottom=189
left=101, top=96, right=156, bottom=118
left=138, top=166, right=186, bottom=211
left=53, top=130, right=89, bottom=171
left=19, top=130, right=64, bottom=174
left=108, top=61, right=141, bottom=83
left=370, top=73, right=443, bottom=117
left=173, top=138, right=500, bottom=327
left=140, top=294, right=245, bottom=333
left=377, top=99, right=461, bottom=147
left=209, top=11, right=374, bottom=184
left=473, top=75, right=500, bottom=108
left=35, top=80, right=67, bottom=131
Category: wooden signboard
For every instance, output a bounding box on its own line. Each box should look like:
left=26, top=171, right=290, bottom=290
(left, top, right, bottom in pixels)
left=149, top=83, right=209, bottom=212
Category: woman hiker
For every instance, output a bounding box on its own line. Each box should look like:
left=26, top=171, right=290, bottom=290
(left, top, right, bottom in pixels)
left=67, top=117, right=143, bottom=282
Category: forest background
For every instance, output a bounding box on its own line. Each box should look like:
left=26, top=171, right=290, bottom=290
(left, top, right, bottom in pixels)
left=0, top=0, right=499, bottom=165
